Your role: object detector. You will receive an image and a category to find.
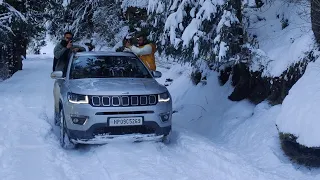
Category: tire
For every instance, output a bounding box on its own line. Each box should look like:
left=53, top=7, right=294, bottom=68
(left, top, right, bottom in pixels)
left=161, top=131, right=171, bottom=144
left=54, top=102, right=62, bottom=126
left=59, top=108, right=76, bottom=149
left=54, top=111, right=60, bottom=126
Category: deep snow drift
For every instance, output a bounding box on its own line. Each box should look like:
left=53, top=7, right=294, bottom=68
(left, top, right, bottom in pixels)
left=0, top=54, right=320, bottom=179
left=276, top=56, right=320, bottom=148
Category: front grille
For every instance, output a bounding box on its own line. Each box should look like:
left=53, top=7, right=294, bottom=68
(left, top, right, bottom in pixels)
left=93, top=125, right=156, bottom=136
left=89, top=94, right=158, bottom=107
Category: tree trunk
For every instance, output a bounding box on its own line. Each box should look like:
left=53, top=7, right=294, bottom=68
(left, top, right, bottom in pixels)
left=12, top=33, right=26, bottom=71
left=312, top=0, right=320, bottom=43
left=231, top=0, right=242, bottom=23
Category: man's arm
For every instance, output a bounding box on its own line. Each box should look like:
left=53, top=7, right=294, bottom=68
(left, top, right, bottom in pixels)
left=54, top=44, right=68, bottom=59
left=72, top=44, right=86, bottom=52
left=129, top=44, right=152, bottom=55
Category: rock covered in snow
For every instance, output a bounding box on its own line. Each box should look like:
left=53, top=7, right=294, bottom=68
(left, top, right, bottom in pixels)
left=276, top=57, right=320, bottom=148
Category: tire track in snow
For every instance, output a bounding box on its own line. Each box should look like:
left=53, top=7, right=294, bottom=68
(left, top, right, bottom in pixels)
left=0, top=59, right=86, bottom=180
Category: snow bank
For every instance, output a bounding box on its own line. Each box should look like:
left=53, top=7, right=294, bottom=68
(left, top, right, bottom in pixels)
left=276, top=57, right=320, bottom=148
left=155, top=56, right=320, bottom=179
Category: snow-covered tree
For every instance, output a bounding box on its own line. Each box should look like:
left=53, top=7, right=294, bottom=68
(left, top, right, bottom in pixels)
left=47, top=0, right=124, bottom=47
left=0, top=1, right=26, bottom=78
left=0, top=1, right=25, bottom=42
left=141, top=0, right=246, bottom=70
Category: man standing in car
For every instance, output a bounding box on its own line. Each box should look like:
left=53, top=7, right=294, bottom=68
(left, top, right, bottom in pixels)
left=52, top=32, right=85, bottom=71
left=125, top=33, right=157, bottom=71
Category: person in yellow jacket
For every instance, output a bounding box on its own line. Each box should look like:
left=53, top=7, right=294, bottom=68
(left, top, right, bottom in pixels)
left=125, top=34, right=157, bottom=71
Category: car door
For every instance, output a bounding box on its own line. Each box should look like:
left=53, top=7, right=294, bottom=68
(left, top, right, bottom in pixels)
left=54, top=53, right=74, bottom=109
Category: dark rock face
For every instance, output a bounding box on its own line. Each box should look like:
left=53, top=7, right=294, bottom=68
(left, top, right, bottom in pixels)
left=218, top=66, right=232, bottom=86
left=220, top=51, right=315, bottom=105
left=279, top=132, right=320, bottom=167
left=228, top=63, right=253, bottom=102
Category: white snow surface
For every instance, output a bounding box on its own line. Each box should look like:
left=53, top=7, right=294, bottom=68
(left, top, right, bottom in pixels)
left=276, top=57, right=320, bottom=148
left=246, top=0, right=314, bottom=77
left=1, top=43, right=320, bottom=178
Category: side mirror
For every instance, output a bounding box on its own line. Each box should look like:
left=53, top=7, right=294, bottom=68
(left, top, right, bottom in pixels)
left=51, top=71, right=64, bottom=79
left=152, top=71, right=162, bottom=78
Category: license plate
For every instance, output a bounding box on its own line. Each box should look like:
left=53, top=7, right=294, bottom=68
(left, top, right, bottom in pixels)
left=109, top=117, right=143, bottom=126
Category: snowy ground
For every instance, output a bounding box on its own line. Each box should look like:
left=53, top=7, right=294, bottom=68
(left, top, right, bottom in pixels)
left=0, top=53, right=319, bottom=180
left=2, top=0, right=320, bottom=177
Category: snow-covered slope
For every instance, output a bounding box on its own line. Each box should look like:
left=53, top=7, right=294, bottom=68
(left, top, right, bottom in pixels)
left=157, top=57, right=320, bottom=179
left=246, top=0, right=314, bottom=77
left=276, top=56, right=320, bottom=148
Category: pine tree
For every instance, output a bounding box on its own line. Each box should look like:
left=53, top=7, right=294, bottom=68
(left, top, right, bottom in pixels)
left=0, top=1, right=26, bottom=77
left=3, top=0, right=49, bottom=73
left=47, top=0, right=123, bottom=46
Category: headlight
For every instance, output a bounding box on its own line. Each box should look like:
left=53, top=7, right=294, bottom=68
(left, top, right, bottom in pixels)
left=158, top=91, right=170, bottom=102
left=67, top=92, right=89, bottom=104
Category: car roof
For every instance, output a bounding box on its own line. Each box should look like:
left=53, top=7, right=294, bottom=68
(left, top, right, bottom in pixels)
left=75, top=51, right=136, bottom=57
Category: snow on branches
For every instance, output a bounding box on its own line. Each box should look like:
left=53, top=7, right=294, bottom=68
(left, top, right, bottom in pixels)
left=146, top=0, right=243, bottom=68
left=0, top=2, right=26, bottom=36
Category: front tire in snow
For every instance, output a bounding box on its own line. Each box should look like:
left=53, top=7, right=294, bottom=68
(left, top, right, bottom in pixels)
left=59, top=109, right=76, bottom=149
left=54, top=111, right=60, bottom=126
left=161, top=131, right=172, bottom=144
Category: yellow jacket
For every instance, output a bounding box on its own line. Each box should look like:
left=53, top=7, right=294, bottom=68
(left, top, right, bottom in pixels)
left=128, top=43, right=157, bottom=71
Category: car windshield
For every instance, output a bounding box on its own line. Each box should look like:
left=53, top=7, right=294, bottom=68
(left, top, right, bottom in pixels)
left=69, top=55, right=152, bottom=79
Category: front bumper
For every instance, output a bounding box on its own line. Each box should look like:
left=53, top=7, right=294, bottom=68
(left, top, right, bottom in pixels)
left=62, top=95, right=172, bottom=144
left=63, top=100, right=172, bottom=128
left=68, top=122, right=171, bottom=144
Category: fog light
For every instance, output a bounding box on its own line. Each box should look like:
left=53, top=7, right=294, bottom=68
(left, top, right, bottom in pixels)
left=73, top=118, right=79, bottom=123
left=160, top=112, right=171, bottom=122
left=70, top=115, right=88, bottom=125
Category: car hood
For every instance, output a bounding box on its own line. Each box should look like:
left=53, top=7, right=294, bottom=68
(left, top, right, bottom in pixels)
left=67, top=78, right=167, bottom=95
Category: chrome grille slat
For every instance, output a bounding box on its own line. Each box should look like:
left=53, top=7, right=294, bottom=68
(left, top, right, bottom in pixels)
left=122, top=96, right=129, bottom=106
left=92, top=96, right=101, bottom=106
left=131, top=96, right=138, bottom=106
left=102, top=96, right=110, bottom=106
left=149, top=95, right=157, bottom=105
left=112, top=96, right=120, bottom=106
left=140, top=96, right=147, bottom=105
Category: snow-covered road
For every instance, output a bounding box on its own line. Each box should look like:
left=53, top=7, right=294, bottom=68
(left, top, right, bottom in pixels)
left=0, top=55, right=319, bottom=180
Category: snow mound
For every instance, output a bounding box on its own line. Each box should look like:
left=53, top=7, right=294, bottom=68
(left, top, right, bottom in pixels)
left=276, top=57, right=320, bottom=148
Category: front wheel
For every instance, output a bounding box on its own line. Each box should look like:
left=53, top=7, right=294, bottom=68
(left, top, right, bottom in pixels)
left=59, top=109, right=76, bottom=149
left=161, top=131, right=172, bottom=144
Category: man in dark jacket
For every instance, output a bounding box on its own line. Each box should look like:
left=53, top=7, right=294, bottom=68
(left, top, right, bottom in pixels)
left=52, top=32, right=85, bottom=72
